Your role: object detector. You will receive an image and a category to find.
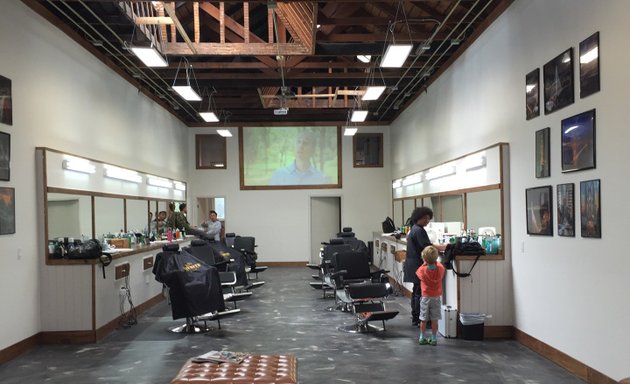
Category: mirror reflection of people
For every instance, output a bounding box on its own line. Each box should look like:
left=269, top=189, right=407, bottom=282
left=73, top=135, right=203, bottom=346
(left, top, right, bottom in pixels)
left=166, top=203, right=192, bottom=233
left=201, top=210, right=222, bottom=242
left=269, top=131, right=331, bottom=185
left=403, top=207, right=447, bottom=327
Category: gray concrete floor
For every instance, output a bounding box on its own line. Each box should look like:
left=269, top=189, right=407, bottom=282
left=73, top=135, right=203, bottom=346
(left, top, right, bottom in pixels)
left=0, top=267, right=584, bottom=383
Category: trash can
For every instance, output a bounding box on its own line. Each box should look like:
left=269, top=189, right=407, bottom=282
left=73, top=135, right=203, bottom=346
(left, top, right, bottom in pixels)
left=459, top=313, right=486, bottom=340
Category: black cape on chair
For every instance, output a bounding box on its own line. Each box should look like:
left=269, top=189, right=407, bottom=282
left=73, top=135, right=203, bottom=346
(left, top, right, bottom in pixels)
left=156, top=248, right=226, bottom=320
left=207, top=241, right=249, bottom=287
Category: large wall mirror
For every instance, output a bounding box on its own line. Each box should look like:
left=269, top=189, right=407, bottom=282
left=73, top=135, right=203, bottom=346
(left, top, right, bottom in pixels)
left=441, top=194, right=464, bottom=223
left=467, top=189, right=501, bottom=233
left=392, top=199, right=403, bottom=228
left=127, top=199, right=149, bottom=233
left=47, top=193, right=92, bottom=240
left=95, top=197, right=124, bottom=237
left=402, top=198, right=415, bottom=225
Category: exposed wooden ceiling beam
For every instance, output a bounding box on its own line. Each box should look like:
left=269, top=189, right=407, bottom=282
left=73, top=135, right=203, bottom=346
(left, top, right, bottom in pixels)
left=134, top=16, right=173, bottom=25
left=164, top=42, right=309, bottom=55
left=163, top=2, right=197, bottom=54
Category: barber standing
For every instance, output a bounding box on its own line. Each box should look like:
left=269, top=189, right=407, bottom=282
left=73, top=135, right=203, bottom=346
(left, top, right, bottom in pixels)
left=404, top=207, right=446, bottom=327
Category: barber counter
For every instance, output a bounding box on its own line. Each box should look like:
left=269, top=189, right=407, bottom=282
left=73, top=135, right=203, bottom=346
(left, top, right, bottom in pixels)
left=39, top=238, right=192, bottom=344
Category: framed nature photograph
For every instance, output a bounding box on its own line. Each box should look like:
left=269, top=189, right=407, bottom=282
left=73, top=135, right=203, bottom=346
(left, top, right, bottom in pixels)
left=526, top=68, right=540, bottom=120
left=557, top=183, right=575, bottom=237
left=526, top=185, right=553, bottom=236
left=543, top=48, right=574, bottom=114
left=0, top=132, right=9, bottom=181
left=561, top=109, right=596, bottom=172
left=535, top=127, right=550, bottom=178
left=0, top=75, right=12, bottom=126
left=580, top=179, right=601, bottom=238
left=0, top=187, right=15, bottom=235
left=579, top=32, right=600, bottom=98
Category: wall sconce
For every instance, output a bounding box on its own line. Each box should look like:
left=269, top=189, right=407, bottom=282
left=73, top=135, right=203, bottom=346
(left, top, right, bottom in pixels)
left=172, top=58, right=201, bottom=101
left=463, top=153, right=487, bottom=171
left=402, top=172, right=423, bottom=186
left=173, top=181, right=186, bottom=191
left=62, top=157, right=96, bottom=174
left=104, top=164, right=142, bottom=183
left=392, top=179, right=402, bottom=189
left=147, top=175, right=173, bottom=188
left=425, top=164, right=456, bottom=180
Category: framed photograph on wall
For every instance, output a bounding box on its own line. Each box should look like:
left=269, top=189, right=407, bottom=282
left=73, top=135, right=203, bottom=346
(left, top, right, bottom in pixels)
left=535, top=127, right=550, bottom=178
left=0, top=132, right=9, bottom=181
left=0, top=75, right=12, bottom=126
left=543, top=48, right=574, bottom=114
left=580, top=179, right=601, bottom=238
left=557, top=183, right=575, bottom=237
left=579, top=32, right=600, bottom=98
left=526, top=68, right=540, bottom=120
left=526, top=185, right=553, bottom=236
left=561, top=109, right=596, bottom=172
left=0, top=187, right=15, bottom=235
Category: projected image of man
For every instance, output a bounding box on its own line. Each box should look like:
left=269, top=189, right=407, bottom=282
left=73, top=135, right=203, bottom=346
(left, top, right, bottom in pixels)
left=269, top=131, right=331, bottom=185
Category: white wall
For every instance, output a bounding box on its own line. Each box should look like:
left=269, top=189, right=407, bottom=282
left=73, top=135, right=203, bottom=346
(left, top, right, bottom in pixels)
left=0, top=2, right=188, bottom=351
left=187, top=126, right=391, bottom=263
left=390, top=0, right=629, bottom=380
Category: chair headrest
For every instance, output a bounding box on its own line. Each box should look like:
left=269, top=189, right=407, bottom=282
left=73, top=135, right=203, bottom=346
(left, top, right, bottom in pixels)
left=329, top=238, right=345, bottom=245
left=162, top=243, right=180, bottom=252
left=342, top=227, right=353, bottom=233
left=191, top=239, right=207, bottom=247
left=225, top=232, right=236, bottom=238
left=339, top=231, right=355, bottom=238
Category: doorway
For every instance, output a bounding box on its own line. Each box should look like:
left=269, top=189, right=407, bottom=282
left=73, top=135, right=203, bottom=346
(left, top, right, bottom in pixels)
left=310, top=196, right=341, bottom=265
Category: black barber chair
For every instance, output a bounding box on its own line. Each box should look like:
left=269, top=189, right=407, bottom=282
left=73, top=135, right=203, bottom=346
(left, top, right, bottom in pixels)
left=233, top=236, right=268, bottom=281
left=329, top=250, right=388, bottom=311
left=337, top=227, right=370, bottom=258
left=183, top=239, right=229, bottom=271
left=209, top=240, right=263, bottom=291
left=337, top=282, right=399, bottom=333
left=153, top=245, right=238, bottom=334
left=310, top=238, right=352, bottom=297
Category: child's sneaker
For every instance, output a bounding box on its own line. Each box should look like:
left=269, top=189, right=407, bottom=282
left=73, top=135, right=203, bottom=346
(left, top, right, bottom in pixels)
left=429, top=338, right=437, bottom=346
left=418, top=337, right=429, bottom=345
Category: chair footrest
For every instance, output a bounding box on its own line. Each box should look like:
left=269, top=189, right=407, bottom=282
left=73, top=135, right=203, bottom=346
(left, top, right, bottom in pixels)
left=363, top=310, right=399, bottom=322
left=251, top=266, right=268, bottom=273
left=244, top=281, right=265, bottom=290
left=309, top=281, right=324, bottom=289
left=197, top=308, right=241, bottom=321
left=306, top=264, right=320, bottom=270
left=224, top=292, right=252, bottom=302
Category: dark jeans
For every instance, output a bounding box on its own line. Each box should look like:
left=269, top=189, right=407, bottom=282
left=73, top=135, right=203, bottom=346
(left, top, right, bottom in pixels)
left=411, top=282, right=421, bottom=323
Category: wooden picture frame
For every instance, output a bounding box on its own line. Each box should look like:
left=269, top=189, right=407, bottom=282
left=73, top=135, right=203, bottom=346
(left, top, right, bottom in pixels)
left=525, top=68, right=540, bottom=120
left=195, top=134, right=227, bottom=169
left=0, top=187, right=15, bottom=235
left=0, top=75, right=12, bottom=126
left=526, top=185, right=553, bottom=236
left=353, top=133, right=383, bottom=167
left=535, top=127, right=550, bottom=178
left=561, top=109, right=596, bottom=173
left=580, top=179, right=601, bottom=238
left=543, top=48, right=574, bottom=114
left=579, top=32, right=600, bottom=98
left=0, top=131, right=9, bottom=181
left=556, top=183, right=575, bottom=237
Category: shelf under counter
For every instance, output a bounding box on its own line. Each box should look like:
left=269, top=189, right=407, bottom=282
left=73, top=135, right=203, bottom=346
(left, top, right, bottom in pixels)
left=46, top=237, right=193, bottom=265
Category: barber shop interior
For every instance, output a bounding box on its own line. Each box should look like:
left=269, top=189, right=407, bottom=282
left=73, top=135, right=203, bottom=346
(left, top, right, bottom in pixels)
left=0, top=1, right=628, bottom=383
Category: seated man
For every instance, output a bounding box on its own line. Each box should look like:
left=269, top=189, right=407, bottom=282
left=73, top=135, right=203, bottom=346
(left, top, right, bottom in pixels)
left=200, top=210, right=222, bottom=242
